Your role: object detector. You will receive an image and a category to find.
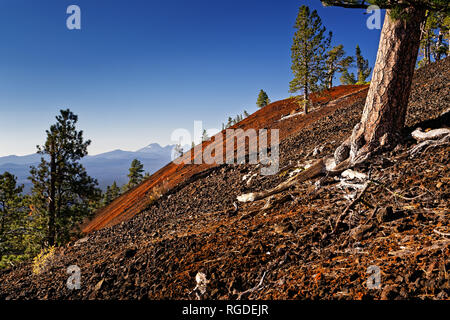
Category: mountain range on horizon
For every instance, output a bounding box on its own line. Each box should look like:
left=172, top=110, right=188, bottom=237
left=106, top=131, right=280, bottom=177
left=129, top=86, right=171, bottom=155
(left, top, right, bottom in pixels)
left=0, top=143, right=188, bottom=193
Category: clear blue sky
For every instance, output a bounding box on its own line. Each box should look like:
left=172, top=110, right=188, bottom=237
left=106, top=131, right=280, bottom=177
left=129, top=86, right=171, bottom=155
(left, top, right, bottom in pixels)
left=0, top=0, right=384, bottom=156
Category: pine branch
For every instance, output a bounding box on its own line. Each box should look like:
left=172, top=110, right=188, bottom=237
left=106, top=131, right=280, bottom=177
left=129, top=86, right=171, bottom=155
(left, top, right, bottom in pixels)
left=321, top=0, right=450, bottom=13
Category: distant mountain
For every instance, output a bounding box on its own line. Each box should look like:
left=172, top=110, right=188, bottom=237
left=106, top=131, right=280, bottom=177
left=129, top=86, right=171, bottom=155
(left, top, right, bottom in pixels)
left=136, top=143, right=173, bottom=154
left=0, top=153, right=42, bottom=166
left=0, top=143, right=180, bottom=193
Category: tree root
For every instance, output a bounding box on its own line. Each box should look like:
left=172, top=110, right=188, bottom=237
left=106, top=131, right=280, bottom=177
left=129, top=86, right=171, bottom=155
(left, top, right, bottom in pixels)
left=411, top=127, right=450, bottom=142
left=409, top=128, right=450, bottom=158
left=236, top=148, right=373, bottom=203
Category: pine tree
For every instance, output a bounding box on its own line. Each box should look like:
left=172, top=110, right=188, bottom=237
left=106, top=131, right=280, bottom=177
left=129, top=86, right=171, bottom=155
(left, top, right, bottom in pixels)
left=290, top=6, right=331, bottom=114
left=355, top=45, right=372, bottom=83
left=103, top=181, right=121, bottom=206
left=0, top=172, right=23, bottom=237
left=321, top=1, right=449, bottom=165
left=227, top=117, right=233, bottom=128
left=339, top=45, right=372, bottom=85
left=325, top=44, right=354, bottom=89
left=256, top=90, right=270, bottom=108
left=173, top=144, right=183, bottom=159
left=244, top=110, right=250, bottom=118
left=340, top=69, right=357, bottom=85
left=126, top=159, right=145, bottom=190
left=434, top=13, right=450, bottom=59
left=29, top=109, right=100, bottom=247
left=418, top=11, right=449, bottom=67
left=0, top=172, right=28, bottom=267
left=201, top=129, right=209, bottom=142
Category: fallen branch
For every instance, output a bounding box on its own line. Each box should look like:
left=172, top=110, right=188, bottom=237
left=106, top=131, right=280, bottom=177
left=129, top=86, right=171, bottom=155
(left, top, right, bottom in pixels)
left=237, top=159, right=326, bottom=202
left=236, top=271, right=267, bottom=300
left=333, top=182, right=369, bottom=233
left=369, top=179, right=427, bottom=201
left=433, top=229, right=450, bottom=238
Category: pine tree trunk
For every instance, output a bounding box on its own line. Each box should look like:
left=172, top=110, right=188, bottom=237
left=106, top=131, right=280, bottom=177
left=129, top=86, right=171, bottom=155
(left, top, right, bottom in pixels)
left=436, top=31, right=443, bottom=61
left=303, top=88, right=309, bottom=115
left=335, top=8, right=426, bottom=164
left=48, top=145, right=56, bottom=246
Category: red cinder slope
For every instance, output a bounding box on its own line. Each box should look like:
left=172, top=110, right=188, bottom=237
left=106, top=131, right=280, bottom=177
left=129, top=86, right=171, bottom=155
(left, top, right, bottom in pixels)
left=81, top=85, right=368, bottom=233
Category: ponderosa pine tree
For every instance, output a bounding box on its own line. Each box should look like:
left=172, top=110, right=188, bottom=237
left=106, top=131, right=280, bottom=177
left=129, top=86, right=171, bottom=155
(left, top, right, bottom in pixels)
left=418, top=11, right=449, bottom=66
left=290, top=6, right=331, bottom=114
left=325, top=44, right=354, bottom=89
left=201, top=129, right=209, bottom=142
left=173, top=144, right=184, bottom=159
left=29, top=109, right=100, bottom=246
left=339, top=45, right=372, bottom=85
left=0, top=172, right=27, bottom=266
left=256, top=90, right=270, bottom=108
left=227, top=117, right=233, bottom=128
left=355, top=45, right=372, bottom=83
left=103, top=181, right=121, bottom=206
left=321, top=0, right=449, bottom=165
left=126, top=159, right=145, bottom=190
left=434, top=13, right=450, bottom=59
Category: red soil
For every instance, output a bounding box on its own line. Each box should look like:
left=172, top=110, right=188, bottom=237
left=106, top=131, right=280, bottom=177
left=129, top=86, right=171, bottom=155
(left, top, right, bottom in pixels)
left=81, top=85, right=369, bottom=233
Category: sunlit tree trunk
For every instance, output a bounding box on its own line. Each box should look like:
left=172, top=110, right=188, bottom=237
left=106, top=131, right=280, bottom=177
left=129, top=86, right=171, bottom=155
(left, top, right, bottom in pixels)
left=335, top=8, right=426, bottom=164
left=48, top=142, right=56, bottom=246
left=304, top=86, right=309, bottom=114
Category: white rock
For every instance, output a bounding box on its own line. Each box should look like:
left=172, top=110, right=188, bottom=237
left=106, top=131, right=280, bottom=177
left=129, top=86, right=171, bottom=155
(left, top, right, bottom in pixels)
left=194, top=272, right=209, bottom=295
left=237, top=193, right=256, bottom=202
left=288, top=168, right=302, bottom=177
left=325, top=157, right=337, bottom=171
left=341, top=169, right=368, bottom=181
left=246, top=173, right=257, bottom=186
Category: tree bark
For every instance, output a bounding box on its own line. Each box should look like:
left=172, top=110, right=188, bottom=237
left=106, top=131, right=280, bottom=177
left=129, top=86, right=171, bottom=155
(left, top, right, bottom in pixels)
left=436, top=30, right=443, bottom=61
left=303, top=85, right=309, bottom=115
left=335, top=8, right=426, bottom=164
left=48, top=143, right=56, bottom=246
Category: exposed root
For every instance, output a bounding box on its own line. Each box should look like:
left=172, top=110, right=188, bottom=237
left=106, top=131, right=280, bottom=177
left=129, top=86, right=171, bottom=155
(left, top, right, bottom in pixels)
left=236, top=137, right=377, bottom=204
left=409, top=128, right=450, bottom=158
left=235, top=124, right=447, bottom=204
left=411, top=127, right=450, bottom=142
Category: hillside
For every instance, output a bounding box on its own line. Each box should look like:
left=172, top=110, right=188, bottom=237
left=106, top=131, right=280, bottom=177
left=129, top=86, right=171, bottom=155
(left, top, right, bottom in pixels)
left=0, top=58, right=448, bottom=300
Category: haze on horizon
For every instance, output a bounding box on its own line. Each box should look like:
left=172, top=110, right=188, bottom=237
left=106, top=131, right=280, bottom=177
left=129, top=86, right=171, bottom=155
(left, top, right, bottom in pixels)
left=0, top=0, right=383, bottom=157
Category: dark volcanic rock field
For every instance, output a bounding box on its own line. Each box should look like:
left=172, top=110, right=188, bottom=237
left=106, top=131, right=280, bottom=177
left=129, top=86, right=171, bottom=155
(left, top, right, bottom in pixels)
left=0, top=58, right=449, bottom=300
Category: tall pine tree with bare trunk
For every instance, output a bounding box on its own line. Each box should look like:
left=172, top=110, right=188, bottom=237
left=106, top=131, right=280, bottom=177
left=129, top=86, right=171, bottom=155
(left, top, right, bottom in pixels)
left=29, top=109, right=100, bottom=247
left=290, top=6, right=331, bottom=114
left=322, top=0, right=449, bottom=165
left=325, top=44, right=354, bottom=89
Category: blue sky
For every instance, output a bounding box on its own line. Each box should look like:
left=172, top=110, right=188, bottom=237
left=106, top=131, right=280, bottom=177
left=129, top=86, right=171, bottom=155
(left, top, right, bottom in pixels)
left=0, top=0, right=384, bottom=156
